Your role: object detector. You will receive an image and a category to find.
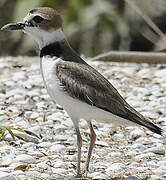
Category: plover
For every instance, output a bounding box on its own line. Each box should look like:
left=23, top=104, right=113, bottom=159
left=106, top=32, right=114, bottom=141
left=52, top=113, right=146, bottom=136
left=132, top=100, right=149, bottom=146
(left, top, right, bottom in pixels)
left=1, top=7, right=164, bottom=178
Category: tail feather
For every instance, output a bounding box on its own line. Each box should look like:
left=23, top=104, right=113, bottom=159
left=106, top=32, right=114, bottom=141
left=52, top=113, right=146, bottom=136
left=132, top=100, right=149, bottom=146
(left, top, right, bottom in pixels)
left=125, top=106, right=162, bottom=136
left=140, top=120, right=162, bottom=135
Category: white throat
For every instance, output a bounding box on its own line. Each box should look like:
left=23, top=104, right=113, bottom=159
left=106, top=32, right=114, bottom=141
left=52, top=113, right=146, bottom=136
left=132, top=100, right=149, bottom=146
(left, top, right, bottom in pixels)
left=24, top=27, right=66, bottom=49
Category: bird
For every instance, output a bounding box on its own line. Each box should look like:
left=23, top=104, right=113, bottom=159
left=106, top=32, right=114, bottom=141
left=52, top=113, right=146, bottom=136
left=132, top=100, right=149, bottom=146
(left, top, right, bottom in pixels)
left=1, top=7, right=164, bottom=178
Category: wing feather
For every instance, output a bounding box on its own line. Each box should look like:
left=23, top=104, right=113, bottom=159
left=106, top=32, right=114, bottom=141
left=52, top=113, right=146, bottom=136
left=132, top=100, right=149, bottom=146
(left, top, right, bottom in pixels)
left=56, top=61, right=129, bottom=115
left=55, top=60, right=162, bottom=135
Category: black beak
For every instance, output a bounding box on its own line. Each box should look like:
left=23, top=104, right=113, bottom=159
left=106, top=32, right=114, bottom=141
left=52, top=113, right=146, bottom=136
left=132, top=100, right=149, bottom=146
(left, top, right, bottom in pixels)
left=1, top=22, right=25, bottom=31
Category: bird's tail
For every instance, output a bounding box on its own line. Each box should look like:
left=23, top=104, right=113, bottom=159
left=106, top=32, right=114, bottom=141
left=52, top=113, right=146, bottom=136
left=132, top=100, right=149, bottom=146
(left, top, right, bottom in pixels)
left=125, top=106, right=163, bottom=136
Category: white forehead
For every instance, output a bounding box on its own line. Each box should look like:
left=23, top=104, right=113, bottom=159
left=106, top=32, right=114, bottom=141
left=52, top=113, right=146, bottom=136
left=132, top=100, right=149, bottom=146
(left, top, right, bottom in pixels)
left=23, top=12, right=46, bottom=22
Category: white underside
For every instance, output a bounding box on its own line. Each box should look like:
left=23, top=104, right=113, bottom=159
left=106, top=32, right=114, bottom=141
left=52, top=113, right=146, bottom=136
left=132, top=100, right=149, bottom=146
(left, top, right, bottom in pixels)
left=41, top=56, right=136, bottom=128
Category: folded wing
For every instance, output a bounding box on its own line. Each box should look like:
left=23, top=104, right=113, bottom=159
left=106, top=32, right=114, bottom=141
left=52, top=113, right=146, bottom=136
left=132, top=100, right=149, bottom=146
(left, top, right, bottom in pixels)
left=56, top=60, right=162, bottom=135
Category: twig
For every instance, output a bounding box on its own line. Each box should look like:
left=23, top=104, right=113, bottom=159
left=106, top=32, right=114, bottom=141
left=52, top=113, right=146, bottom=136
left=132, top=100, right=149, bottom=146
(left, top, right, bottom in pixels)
left=124, top=0, right=166, bottom=41
left=90, top=51, right=166, bottom=63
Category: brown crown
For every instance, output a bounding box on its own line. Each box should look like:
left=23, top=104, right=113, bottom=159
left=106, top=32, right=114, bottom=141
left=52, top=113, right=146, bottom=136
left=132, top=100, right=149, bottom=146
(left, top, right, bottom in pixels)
left=30, top=7, right=63, bottom=30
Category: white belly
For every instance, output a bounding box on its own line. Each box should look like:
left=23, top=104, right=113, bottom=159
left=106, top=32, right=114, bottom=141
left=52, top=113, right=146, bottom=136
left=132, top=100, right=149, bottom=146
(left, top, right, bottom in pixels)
left=40, top=56, right=66, bottom=105
left=40, top=56, right=136, bottom=127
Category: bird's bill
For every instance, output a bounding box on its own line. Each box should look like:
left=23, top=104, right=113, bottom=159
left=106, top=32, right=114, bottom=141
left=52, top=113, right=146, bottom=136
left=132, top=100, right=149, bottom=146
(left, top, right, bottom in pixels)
left=1, top=22, right=25, bottom=31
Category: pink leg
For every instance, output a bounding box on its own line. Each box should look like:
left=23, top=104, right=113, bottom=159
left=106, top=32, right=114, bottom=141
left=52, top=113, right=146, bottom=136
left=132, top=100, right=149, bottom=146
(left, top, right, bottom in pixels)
left=75, top=127, right=83, bottom=178
left=85, top=122, right=96, bottom=174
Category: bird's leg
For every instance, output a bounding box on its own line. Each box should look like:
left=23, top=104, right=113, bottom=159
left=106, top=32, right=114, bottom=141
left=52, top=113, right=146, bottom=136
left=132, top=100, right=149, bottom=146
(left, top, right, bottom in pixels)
left=75, top=126, right=83, bottom=178
left=85, top=122, right=96, bottom=176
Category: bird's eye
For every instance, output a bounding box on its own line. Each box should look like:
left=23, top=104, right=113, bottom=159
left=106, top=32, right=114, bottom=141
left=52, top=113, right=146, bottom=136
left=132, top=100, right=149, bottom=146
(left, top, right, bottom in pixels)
left=33, top=16, right=44, bottom=23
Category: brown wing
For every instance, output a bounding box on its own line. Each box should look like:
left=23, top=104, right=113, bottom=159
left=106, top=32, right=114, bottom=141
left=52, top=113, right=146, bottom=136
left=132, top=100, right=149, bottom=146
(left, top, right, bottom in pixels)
left=56, top=61, right=162, bottom=135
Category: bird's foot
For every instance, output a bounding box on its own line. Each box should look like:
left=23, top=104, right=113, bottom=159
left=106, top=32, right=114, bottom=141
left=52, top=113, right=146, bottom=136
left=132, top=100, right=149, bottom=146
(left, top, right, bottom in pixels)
left=74, top=172, right=88, bottom=180
left=83, top=170, right=88, bottom=177
left=75, top=173, right=83, bottom=178
left=73, top=175, right=87, bottom=180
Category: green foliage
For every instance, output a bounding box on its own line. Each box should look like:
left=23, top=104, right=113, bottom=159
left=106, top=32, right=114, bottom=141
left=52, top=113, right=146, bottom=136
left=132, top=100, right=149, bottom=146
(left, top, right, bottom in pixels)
left=42, top=0, right=58, bottom=9
left=0, top=116, right=23, bottom=140
left=14, top=0, right=41, bottom=20
left=120, top=177, right=125, bottom=180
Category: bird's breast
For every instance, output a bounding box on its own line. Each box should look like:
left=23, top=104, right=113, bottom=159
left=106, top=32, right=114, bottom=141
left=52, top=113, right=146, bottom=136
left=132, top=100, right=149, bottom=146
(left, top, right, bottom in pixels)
left=40, top=56, right=93, bottom=120
left=40, top=56, right=66, bottom=105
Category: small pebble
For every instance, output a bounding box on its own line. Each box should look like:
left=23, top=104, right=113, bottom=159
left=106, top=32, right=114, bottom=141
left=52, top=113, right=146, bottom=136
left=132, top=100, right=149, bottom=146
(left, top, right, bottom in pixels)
left=24, top=111, right=39, bottom=120
left=15, top=154, right=36, bottom=164
left=130, top=128, right=146, bottom=140
left=50, top=144, right=65, bottom=153
left=106, top=163, right=125, bottom=173
left=0, top=172, right=16, bottom=180
left=36, top=162, right=48, bottom=170
left=126, top=176, right=141, bottom=180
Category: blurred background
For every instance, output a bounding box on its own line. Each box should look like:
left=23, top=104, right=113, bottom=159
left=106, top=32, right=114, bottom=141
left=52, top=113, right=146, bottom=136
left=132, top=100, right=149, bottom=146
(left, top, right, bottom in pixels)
left=0, top=0, right=166, bottom=57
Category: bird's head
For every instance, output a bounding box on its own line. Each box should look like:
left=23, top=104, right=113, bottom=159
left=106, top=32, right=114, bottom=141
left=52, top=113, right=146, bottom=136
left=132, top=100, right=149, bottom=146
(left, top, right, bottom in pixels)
left=1, top=7, right=66, bottom=49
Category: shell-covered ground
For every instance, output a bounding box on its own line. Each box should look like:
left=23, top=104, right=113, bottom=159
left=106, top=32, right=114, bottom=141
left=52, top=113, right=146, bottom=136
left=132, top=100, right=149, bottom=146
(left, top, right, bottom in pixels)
left=0, top=57, right=166, bottom=180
